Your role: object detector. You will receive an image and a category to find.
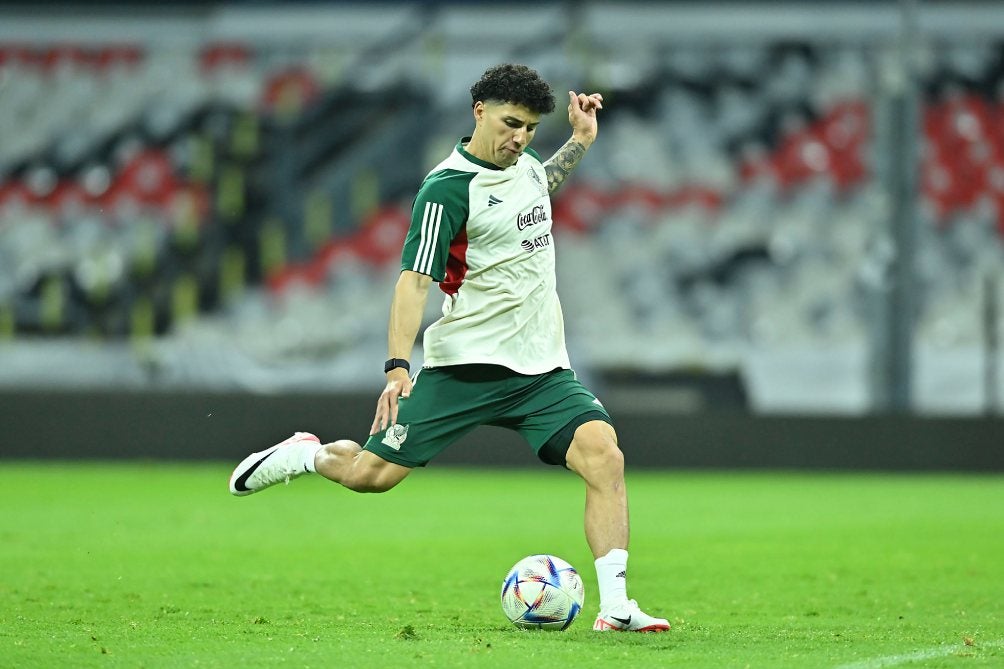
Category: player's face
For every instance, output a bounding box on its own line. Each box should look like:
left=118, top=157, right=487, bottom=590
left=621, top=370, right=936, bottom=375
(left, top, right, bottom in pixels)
left=471, top=101, right=540, bottom=168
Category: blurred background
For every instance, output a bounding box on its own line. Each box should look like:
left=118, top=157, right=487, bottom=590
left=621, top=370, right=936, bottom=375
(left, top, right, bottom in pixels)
left=2, top=0, right=1003, bottom=468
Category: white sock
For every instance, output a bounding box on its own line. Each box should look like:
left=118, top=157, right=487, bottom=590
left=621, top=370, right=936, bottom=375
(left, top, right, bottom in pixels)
left=594, top=548, right=629, bottom=612
left=302, top=440, right=324, bottom=473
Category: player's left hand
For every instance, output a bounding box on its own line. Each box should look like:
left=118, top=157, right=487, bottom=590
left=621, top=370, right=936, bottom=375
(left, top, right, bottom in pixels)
left=567, top=91, right=603, bottom=146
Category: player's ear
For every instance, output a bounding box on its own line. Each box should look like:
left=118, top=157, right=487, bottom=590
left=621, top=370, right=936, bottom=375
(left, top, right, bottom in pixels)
left=473, top=101, right=485, bottom=123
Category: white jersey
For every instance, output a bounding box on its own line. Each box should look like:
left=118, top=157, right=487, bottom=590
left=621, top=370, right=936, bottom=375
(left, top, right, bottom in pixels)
left=400, top=139, right=569, bottom=374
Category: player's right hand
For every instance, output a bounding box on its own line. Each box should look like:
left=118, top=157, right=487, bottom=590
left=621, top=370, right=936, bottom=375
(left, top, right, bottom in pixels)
left=370, top=370, right=413, bottom=435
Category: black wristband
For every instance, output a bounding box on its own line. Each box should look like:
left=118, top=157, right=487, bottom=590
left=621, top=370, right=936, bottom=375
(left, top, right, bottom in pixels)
left=384, top=358, right=411, bottom=374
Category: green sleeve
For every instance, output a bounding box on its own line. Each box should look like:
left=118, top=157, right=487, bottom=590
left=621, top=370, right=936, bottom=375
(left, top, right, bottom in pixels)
left=401, top=169, right=474, bottom=280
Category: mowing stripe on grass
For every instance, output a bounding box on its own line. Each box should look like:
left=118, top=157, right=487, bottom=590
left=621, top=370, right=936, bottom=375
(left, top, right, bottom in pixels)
left=834, top=639, right=1004, bottom=669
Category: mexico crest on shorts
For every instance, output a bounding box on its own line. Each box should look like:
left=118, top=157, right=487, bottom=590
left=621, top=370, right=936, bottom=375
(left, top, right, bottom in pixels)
left=382, top=423, right=409, bottom=450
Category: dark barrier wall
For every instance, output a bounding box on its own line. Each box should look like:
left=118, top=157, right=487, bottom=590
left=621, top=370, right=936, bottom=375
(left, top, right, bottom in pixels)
left=1, top=390, right=1002, bottom=471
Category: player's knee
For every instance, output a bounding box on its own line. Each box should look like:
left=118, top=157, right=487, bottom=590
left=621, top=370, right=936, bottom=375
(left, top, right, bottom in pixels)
left=592, top=438, right=624, bottom=476
left=315, top=440, right=360, bottom=470
left=567, top=421, right=623, bottom=477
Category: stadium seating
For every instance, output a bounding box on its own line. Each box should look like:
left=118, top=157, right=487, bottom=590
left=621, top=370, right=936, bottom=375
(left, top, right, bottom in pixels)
left=1, top=5, right=1003, bottom=412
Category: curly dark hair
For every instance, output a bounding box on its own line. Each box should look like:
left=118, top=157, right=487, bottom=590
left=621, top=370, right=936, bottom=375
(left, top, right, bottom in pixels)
left=470, top=64, right=556, bottom=115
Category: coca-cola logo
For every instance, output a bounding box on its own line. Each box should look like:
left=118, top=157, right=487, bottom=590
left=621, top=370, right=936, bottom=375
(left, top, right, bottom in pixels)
left=516, top=205, right=548, bottom=230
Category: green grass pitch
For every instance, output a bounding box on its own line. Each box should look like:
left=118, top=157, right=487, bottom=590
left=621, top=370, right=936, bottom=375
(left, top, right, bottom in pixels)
left=1, top=463, right=1002, bottom=668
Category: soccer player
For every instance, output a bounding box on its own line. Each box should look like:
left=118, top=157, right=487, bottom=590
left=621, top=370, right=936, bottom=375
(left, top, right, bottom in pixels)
left=229, top=63, right=670, bottom=633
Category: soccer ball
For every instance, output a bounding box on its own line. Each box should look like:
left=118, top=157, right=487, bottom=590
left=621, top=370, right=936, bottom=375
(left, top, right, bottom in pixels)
left=500, top=554, right=585, bottom=630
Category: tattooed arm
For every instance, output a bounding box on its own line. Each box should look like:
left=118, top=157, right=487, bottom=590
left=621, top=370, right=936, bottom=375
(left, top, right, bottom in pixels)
left=544, top=91, right=604, bottom=195
left=544, top=138, right=588, bottom=194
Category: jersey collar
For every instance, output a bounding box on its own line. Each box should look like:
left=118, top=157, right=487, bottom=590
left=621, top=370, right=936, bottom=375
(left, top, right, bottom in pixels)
left=457, top=137, right=506, bottom=171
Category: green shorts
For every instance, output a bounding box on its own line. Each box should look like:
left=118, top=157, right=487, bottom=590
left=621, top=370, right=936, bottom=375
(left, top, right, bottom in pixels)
left=364, top=364, right=612, bottom=468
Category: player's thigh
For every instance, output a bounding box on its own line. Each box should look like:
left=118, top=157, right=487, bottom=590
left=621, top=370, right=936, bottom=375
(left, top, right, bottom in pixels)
left=504, top=369, right=614, bottom=466
left=364, top=366, right=492, bottom=467
left=344, top=449, right=413, bottom=492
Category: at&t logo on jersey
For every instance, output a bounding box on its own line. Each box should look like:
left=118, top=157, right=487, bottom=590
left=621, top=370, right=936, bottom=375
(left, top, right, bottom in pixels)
left=521, top=233, right=552, bottom=253
left=516, top=204, right=548, bottom=231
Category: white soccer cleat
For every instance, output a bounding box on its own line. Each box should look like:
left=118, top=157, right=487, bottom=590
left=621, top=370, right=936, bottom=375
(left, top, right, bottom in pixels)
left=228, top=432, right=320, bottom=497
left=592, top=599, right=671, bottom=633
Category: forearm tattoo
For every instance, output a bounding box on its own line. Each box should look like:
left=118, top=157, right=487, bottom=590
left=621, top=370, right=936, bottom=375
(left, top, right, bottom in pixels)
left=544, top=139, right=587, bottom=195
